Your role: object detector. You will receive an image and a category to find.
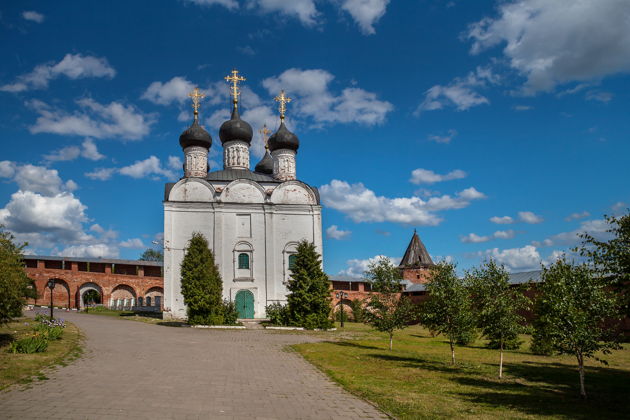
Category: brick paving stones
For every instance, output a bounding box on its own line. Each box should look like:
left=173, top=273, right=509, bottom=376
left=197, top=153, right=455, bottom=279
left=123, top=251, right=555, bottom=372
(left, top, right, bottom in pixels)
left=0, top=310, right=388, bottom=419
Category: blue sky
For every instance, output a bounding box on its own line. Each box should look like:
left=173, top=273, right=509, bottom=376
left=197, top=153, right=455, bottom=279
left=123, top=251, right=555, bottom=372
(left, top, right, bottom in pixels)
left=1, top=0, right=628, bottom=276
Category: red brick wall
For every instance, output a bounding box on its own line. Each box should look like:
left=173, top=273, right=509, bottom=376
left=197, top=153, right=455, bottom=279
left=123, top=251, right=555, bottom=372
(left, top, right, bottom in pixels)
left=402, top=267, right=432, bottom=284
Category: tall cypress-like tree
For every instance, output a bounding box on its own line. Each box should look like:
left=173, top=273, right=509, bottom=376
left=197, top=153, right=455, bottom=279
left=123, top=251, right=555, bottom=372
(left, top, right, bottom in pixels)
left=180, top=232, right=223, bottom=325
left=0, top=227, right=32, bottom=324
left=286, top=240, right=332, bottom=330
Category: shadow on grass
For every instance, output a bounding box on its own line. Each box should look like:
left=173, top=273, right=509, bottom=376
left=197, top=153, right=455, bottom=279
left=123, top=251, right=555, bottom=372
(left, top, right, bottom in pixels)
left=331, top=341, right=385, bottom=351
left=0, top=333, right=14, bottom=348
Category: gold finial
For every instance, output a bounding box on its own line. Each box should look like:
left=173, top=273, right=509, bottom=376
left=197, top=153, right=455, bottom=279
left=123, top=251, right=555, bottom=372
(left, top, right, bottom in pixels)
left=274, top=90, right=292, bottom=122
left=259, top=124, right=272, bottom=150
left=188, top=87, right=205, bottom=121
left=225, top=68, right=246, bottom=109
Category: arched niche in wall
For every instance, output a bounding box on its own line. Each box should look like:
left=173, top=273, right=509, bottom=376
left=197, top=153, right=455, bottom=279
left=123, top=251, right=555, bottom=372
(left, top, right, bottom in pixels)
left=270, top=181, right=317, bottom=205
left=169, top=178, right=215, bottom=202
left=233, top=241, right=254, bottom=281
left=282, top=242, right=299, bottom=284
left=220, top=179, right=265, bottom=204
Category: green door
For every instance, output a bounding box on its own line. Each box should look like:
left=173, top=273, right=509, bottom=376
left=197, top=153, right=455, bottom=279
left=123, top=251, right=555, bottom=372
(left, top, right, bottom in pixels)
left=235, top=290, right=254, bottom=319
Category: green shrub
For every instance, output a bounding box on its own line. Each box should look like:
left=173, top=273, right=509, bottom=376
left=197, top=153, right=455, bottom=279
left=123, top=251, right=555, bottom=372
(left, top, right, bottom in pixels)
left=222, top=300, right=239, bottom=325
left=350, top=299, right=365, bottom=323
left=8, top=334, right=48, bottom=354
left=454, top=328, right=477, bottom=346
left=487, top=336, right=522, bottom=350
left=266, top=302, right=290, bottom=326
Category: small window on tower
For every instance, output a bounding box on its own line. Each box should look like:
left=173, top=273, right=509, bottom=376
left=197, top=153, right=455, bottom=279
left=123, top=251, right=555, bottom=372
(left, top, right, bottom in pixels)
left=288, top=254, right=297, bottom=270
left=417, top=274, right=421, bottom=279
left=238, top=253, right=250, bottom=269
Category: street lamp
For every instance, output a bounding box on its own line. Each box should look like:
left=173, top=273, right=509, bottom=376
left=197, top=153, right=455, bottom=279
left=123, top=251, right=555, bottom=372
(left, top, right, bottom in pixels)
left=47, top=279, right=56, bottom=321
left=335, top=291, right=349, bottom=328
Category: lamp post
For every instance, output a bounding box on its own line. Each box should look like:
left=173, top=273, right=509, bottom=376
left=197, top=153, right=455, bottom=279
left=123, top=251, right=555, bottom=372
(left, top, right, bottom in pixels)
left=47, top=279, right=56, bottom=321
left=335, top=291, right=348, bottom=328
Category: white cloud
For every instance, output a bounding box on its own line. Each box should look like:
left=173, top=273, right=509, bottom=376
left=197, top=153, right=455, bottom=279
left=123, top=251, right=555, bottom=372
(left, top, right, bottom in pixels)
left=90, top=224, right=105, bottom=234
left=28, top=98, right=153, bottom=141
left=565, top=211, right=590, bottom=221
left=410, top=168, right=466, bottom=185
left=0, top=161, right=17, bottom=178
left=535, top=218, right=611, bottom=247
left=238, top=45, right=256, bottom=56
left=483, top=245, right=541, bottom=272
left=168, top=156, right=183, bottom=170
left=0, top=54, right=115, bottom=93
left=262, top=68, right=392, bottom=126
left=416, top=66, right=497, bottom=113
left=320, top=179, right=485, bottom=226
left=184, top=0, right=239, bottom=9
left=490, top=215, right=514, bottom=224
left=248, top=0, right=319, bottom=26
left=120, top=238, right=145, bottom=249
left=428, top=129, right=457, bottom=144
left=119, top=156, right=176, bottom=180
left=13, top=164, right=76, bottom=196
left=141, top=76, right=195, bottom=105
left=326, top=225, right=352, bottom=240
left=461, top=229, right=515, bottom=243
left=585, top=90, right=613, bottom=103
left=339, top=255, right=401, bottom=277
left=518, top=211, right=544, bottom=224
left=612, top=201, right=628, bottom=215
left=85, top=168, right=116, bottom=181
left=22, top=11, right=45, bottom=23
left=340, top=0, right=390, bottom=35
left=59, top=243, right=119, bottom=258
left=80, top=139, right=105, bottom=160
left=43, top=138, right=104, bottom=162
left=467, top=0, right=630, bottom=94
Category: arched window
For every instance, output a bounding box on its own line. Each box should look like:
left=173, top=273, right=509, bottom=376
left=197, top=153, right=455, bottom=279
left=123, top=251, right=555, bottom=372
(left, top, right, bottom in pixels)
left=288, top=254, right=297, bottom=270
left=238, top=253, right=250, bottom=269
left=146, top=296, right=152, bottom=306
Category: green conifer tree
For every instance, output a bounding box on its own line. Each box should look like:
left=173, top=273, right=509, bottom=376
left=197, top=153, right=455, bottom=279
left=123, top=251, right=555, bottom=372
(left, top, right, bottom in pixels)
left=286, top=240, right=332, bottom=330
left=180, top=232, right=223, bottom=325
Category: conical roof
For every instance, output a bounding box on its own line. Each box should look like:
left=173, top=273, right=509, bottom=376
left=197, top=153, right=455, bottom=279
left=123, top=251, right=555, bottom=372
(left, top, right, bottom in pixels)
left=254, top=149, right=273, bottom=174
left=399, top=230, right=434, bottom=267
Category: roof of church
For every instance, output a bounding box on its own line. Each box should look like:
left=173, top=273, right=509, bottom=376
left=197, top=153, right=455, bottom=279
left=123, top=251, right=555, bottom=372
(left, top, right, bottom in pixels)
left=205, top=168, right=279, bottom=182
left=254, top=150, right=274, bottom=175
left=399, top=230, right=434, bottom=268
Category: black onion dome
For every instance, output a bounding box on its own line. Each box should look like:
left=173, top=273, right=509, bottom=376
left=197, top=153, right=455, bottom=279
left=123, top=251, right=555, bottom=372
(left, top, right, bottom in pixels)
left=268, top=122, right=299, bottom=152
left=179, top=119, right=212, bottom=149
left=219, top=107, right=253, bottom=145
left=254, top=149, right=273, bottom=174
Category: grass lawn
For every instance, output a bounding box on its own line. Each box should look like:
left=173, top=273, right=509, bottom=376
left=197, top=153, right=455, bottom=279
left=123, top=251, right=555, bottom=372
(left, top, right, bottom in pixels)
left=293, top=323, right=630, bottom=420
left=0, top=318, right=82, bottom=390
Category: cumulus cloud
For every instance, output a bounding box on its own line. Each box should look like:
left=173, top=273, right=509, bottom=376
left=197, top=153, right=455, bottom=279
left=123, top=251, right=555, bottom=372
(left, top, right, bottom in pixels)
left=534, top=218, right=611, bottom=247
left=339, top=255, right=401, bottom=277
left=22, top=11, right=45, bottom=23
left=262, top=68, right=392, bottom=126
left=326, top=225, right=351, bottom=240
left=184, top=0, right=239, bottom=9
left=467, top=0, right=630, bottom=94
left=141, top=76, right=195, bottom=105
left=59, top=243, right=120, bottom=258
left=43, top=138, right=105, bottom=162
left=483, top=245, right=541, bottom=272
left=461, top=229, right=515, bottom=243
left=409, top=168, right=466, bottom=185
left=518, top=211, right=544, bottom=224
left=0, top=54, right=115, bottom=93
left=490, top=216, right=514, bottom=224
left=248, top=0, right=319, bottom=26
left=85, top=156, right=178, bottom=181
left=340, top=0, right=390, bottom=34
left=565, top=211, right=590, bottom=222
left=119, top=238, right=145, bottom=249
left=28, top=98, right=153, bottom=141
left=428, top=129, right=457, bottom=144
left=585, top=90, right=613, bottom=103
left=0, top=161, right=17, bottom=178
left=415, top=66, right=497, bottom=113
left=320, top=179, right=485, bottom=226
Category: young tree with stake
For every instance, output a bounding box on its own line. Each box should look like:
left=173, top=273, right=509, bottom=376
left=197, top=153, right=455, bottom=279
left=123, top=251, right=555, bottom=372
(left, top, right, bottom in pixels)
left=468, top=259, right=530, bottom=378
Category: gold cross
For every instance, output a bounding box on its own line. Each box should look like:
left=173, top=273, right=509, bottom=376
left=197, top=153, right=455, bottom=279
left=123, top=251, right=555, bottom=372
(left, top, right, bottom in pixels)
left=274, top=90, right=292, bottom=121
left=188, top=87, right=205, bottom=120
left=259, top=124, right=272, bottom=149
left=225, top=69, right=246, bottom=107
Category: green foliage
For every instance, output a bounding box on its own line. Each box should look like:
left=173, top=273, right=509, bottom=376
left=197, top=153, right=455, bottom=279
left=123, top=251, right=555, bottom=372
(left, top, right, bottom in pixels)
left=467, top=259, right=530, bottom=376
left=83, top=289, right=101, bottom=305
left=363, top=257, right=416, bottom=350
left=421, top=261, right=476, bottom=364
left=221, top=300, right=239, bottom=325
left=350, top=298, right=365, bottom=323
left=0, top=226, right=32, bottom=324
left=364, top=257, right=403, bottom=293
left=286, top=241, right=332, bottom=330
left=534, top=258, right=622, bottom=398
left=139, top=248, right=164, bottom=262
left=577, top=210, right=630, bottom=314
left=8, top=334, right=49, bottom=354
left=265, top=302, right=290, bottom=326
left=180, top=233, right=224, bottom=325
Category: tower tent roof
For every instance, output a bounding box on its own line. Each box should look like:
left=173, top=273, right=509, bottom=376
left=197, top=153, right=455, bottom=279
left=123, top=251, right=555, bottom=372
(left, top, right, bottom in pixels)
left=399, top=230, right=434, bottom=268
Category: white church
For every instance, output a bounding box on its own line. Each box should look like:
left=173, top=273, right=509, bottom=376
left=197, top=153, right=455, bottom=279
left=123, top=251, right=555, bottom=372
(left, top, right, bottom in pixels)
left=163, top=70, right=323, bottom=320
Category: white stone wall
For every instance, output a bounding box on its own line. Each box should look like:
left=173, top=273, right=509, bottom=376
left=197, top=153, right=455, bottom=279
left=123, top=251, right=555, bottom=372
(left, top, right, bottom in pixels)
left=163, top=177, right=322, bottom=320
left=184, top=146, right=208, bottom=178
left=223, top=141, right=250, bottom=170
left=272, top=149, right=296, bottom=181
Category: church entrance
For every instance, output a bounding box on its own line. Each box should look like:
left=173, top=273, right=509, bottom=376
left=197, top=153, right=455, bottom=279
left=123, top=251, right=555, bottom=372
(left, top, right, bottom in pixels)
left=235, top=290, right=254, bottom=319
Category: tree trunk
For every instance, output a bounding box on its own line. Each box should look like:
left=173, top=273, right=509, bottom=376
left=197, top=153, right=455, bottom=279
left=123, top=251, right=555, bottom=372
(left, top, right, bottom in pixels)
left=499, top=340, right=504, bottom=379
left=578, top=353, right=587, bottom=399
left=450, top=338, right=455, bottom=365
left=389, top=333, right=393, bottom=351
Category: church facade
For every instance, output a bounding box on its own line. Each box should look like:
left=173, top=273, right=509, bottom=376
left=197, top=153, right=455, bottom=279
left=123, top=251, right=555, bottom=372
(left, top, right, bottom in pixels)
left=163, top=71, right=323, bottom=320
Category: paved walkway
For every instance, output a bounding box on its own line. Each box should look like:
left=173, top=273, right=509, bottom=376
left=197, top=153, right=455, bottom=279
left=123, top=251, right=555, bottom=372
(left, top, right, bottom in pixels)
left=0, top=310, right=387, bottom=419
